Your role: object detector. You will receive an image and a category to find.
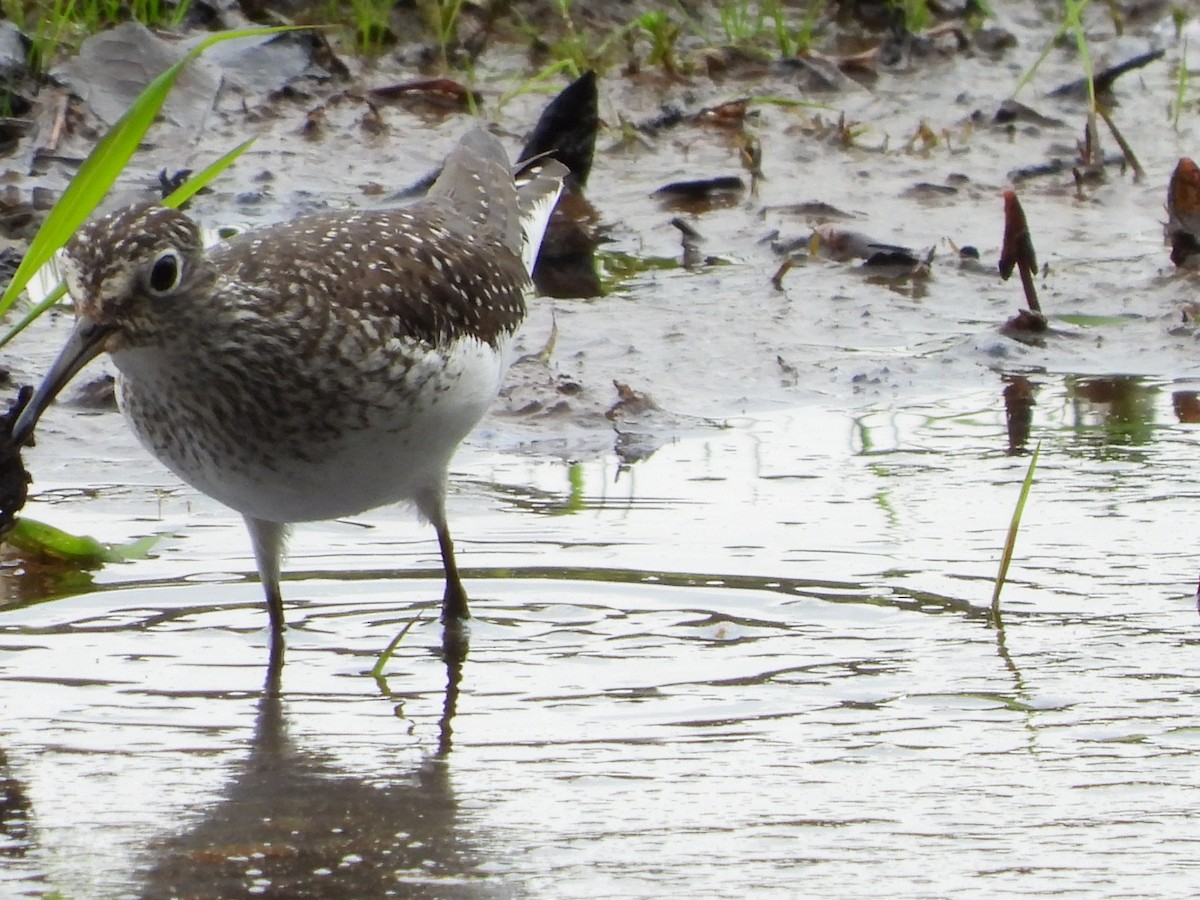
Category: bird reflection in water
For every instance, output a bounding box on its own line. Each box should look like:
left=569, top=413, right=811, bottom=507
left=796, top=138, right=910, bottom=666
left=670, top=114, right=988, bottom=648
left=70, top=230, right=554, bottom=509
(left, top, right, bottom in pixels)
left=139, top=632, right=492, bottom=899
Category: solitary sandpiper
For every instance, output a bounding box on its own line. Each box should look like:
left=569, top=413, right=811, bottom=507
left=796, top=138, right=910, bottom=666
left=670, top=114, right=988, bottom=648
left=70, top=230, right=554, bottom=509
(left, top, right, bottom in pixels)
left=12, top=129, right=567, bottom=639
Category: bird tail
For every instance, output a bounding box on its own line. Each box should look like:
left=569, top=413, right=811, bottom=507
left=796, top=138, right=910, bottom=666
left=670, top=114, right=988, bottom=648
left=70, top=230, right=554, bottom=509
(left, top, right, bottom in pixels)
left=427, top=128, right=567, bottom=277
left=513, top=156, right=568, bottom=276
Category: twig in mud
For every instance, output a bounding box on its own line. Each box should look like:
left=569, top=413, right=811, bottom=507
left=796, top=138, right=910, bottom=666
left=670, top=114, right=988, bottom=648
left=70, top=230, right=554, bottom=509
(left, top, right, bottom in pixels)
left=1049, top=48, right=1165, bottom=98
left=670, top=216, right=704, bottom=268
left=739, top=131, right=763, bottom=198
left=770, top=257, right=794, bottom=290
left=368, top=78, right=482, bottom=110
left=44, top=92, right=69, bottom=154
left=1072, top=114, right=1104, bottom=193
left=1096, top=106, right=1145, bottom=182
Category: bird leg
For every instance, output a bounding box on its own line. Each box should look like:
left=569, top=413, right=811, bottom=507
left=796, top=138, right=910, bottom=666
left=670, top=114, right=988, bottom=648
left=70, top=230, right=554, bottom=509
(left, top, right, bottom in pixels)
left=436, top=521, right=471, bottom=622
left=417, top=482, right=471, bottom=623
left=245, top=516, right=290, bottom=634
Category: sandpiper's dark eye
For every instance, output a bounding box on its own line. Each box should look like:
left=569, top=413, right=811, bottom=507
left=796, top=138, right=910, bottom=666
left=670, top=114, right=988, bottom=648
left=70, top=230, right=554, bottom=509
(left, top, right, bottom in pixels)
left=147, top=250, right=182, bottom=294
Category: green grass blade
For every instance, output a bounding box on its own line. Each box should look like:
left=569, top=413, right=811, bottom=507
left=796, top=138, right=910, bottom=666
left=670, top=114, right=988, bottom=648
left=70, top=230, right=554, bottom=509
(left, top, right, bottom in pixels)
left=0, top=282, right=67, bottom=352
left=0, top=26, right=304, bottom=321
left=991, top=440, right=1041, bottom=625
left=161, top=136, right=257, bottom=209
left=1064, top=0, right=1096, bottom=112
left=371, top=615, right=423, bottom=679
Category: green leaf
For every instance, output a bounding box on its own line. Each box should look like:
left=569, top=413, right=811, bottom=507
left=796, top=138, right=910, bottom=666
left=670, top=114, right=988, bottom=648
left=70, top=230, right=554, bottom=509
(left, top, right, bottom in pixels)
left=6, top=517, right=161, bottom=566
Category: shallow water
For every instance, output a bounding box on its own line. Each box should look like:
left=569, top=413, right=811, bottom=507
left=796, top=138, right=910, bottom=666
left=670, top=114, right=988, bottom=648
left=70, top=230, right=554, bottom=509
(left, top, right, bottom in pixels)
left=5, top=385, right=1200, bottom=897
left=6, top=3, right=1200, bottom=897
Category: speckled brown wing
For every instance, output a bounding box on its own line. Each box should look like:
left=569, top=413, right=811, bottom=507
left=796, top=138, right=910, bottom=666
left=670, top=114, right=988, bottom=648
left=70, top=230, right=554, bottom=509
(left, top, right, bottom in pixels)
left=205, top=206, right=531, bottom=350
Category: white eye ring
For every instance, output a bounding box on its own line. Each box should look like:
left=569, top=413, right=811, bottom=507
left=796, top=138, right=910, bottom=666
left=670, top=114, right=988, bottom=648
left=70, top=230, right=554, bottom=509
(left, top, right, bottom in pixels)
left=146, top=249, right=184, bottom=295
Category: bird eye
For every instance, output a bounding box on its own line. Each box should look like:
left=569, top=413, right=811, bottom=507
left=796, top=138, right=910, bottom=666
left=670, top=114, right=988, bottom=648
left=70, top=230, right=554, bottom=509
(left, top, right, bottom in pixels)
left=147, top=250, right=183, bottom=294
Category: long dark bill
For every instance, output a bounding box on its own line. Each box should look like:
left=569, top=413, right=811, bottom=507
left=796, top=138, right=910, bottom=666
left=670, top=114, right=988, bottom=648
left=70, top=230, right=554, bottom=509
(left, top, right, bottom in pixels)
left=10, top=318, right=115, bottom=447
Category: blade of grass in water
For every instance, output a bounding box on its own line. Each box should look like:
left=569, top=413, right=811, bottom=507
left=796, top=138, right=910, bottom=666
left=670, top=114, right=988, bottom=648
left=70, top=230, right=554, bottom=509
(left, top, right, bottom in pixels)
left=0, top=136, right=257, bottom=350
left=371, top=615, right=424, bottom=680
left=991, top=441, right=1040, bottom=625
left=0, top=26, right=303, bottom=323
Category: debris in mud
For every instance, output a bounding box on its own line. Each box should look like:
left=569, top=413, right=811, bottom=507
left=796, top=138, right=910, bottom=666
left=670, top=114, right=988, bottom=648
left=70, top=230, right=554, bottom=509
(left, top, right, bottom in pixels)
left=1007, top=129, right=1131, bottom=186
left=498, top=317, right=595, bottom=424
left=1048, top=47, right=1164, bottom=100
left=739, top=130, right=763, bottom=197
left=1000, top=308, right=1047, bottom=338
left=67, top=375, right=116, bottom=411
left=765, top=201, right=854, bottom=224
left=693, top=98, right=752, bottom=129
left=769, top=223, right=928, bottom=288
left=0, top=385, right=31, bottom=539
left=58, top=22, right=220, bottom=128
left=357, top=99, right=388, bottom=136
left=669, top=218, right=733, bottom=268
left=606, top=381, right=658, bottom=421
left=299, top=103, right=326, bottom=140
left=653, top=176, right=745, bottom=209
left=606, top=380, right=716, bottom=466
left=973, top=25, right=1018, bottom=55
left=158, top=168, right=194, bottom=199
left=499, top=344, right=721, bottom=466
left=518, top=71, right=604, bottom=300
left=0, top=185, right=53, bottom=241
left=771, top=54, right=867, bottom=92
left=902, top=182, right=958, bottom=199
left=671, top=217, right=704, bottom=268
left=0, top=246, right=21, bottom=289
left=1073, top=114, right=1105, bottom=187
left=776, top=356, right=799, bottom=388
left=990, top=99, right=1066, bottom=129
left=998, top=189, right=1047, bottom=336
left=1166, top=158, right=1200, bottom=268
left=810, top=224, right=921, bottom=268
left=0, top=115, right=31, bottom=159
left=368, top=78, right=482, bottom=112
left=519, top=71, right=598, bottom=189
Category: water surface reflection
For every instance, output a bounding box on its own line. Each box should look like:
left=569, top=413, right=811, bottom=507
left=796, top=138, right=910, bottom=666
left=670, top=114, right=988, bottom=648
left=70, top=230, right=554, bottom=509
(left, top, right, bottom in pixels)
left=141, top=638, right=494, bottom=899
